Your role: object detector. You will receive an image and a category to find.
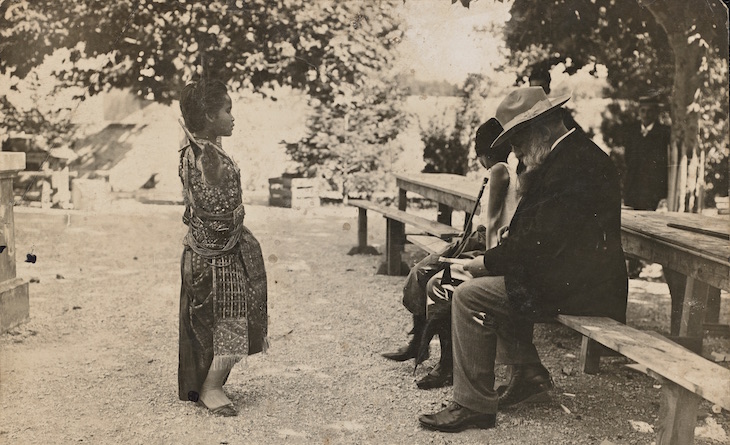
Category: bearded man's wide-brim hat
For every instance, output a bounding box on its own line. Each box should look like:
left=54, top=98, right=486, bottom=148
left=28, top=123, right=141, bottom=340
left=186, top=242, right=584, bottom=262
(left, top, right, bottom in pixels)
left=491, top=86, right=571, bottom=148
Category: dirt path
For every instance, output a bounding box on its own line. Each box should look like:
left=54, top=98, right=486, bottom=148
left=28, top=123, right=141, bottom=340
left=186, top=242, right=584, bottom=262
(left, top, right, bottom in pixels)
left=1, top=202, right=728, bottom=444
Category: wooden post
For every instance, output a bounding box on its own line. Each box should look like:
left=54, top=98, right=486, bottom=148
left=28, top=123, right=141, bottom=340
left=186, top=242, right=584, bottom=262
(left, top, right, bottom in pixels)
left=579, top=336, right=603, bottom=374
left=656, top=379, right=701, bottom=445
left=704, top=286, right=721, bottom=324
left=395, top=187, right=407, bottom=257
left=0, top=153, right=30, bottom=333
left=437, top=203, right=452, bottom=228
left=665, top=268, right=723, bottom=339
left=386, top=219, right=405, bottom=276
left=398, top=188, right=407, bottom=211
left=347, top=204, right=379, bottom=256
left=663, top=268, right=686, bottom=336
left=670, top=276, right=711, bottom=354
left=679, top=276, right=710, bottom=340
left=357, top=208, right=368, bottom=250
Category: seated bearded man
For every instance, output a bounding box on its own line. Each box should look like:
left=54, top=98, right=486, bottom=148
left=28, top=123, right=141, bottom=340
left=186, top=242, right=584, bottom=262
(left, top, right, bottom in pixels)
left=419, top=87, right=628, bottom=433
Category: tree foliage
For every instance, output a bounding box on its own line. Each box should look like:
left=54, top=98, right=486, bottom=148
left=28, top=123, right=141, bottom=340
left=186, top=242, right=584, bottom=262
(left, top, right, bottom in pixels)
left=283, top=1, right=408, bottom=199
left=1, top=0, right=398, bottom=102
left=504, top=0, right=674, bottom=97
left=421, top=74, right=495, bottom=175
left=421, top=116, right=469, bottom=175
left=492, top=0, right=728, bottom=211
left=0, top=94, right=74, bottom=151
left=1, top=0, right=409, bottom=197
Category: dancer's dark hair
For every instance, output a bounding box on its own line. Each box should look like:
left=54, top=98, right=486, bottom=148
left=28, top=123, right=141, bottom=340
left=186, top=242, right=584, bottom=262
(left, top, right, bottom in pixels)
left=180, top=79, right=228, bottom=132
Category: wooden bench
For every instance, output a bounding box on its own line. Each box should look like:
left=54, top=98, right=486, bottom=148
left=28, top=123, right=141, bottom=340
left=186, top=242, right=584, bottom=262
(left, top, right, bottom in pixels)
left=348, top=199, right=460, bottom=275
left=557, top=315, right=730, bottom=445
left=382, top=226, right=729, bottom=444
left=384, top=174, right=730, bottom=443
left=405, top=234, right=451, bottom=255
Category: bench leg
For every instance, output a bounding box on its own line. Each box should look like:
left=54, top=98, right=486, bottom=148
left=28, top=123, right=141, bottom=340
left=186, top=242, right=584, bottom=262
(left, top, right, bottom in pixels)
left=664, top=268, right=686, bottom=336
left=704, top=285, right=721, bottom=324
left=656, top=379, right=700, bottom=445
left=437, top=203, right=452, bottom=227
left=347, top=208, right=379, bottom=255
left=668, top=274, right=726, bottom=348
left=580, top=336, right=602, bottom=374
left=678, top=276, right=710, bottom=354
left=385, top=218, right=406, bottom=276
left=398, top=188, right=407, bottom=211
left=358, top=208, right=368, bottom=249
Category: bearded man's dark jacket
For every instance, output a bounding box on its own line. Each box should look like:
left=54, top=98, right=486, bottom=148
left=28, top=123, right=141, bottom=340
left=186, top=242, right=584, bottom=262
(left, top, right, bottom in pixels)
left=482, top=129, right=628, bottom=322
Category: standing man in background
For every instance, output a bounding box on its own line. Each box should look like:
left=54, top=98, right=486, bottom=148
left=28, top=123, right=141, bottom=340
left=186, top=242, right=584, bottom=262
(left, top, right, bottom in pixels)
left=623, top=95, right=670, bottom=212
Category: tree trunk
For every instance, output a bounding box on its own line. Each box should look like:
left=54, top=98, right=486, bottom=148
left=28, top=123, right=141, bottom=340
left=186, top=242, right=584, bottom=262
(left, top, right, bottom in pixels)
left=643, top=0, right=723, bottom=213
left=697, top=148, right=705, bottom=212
left=670, top=35, right=702, bottom=213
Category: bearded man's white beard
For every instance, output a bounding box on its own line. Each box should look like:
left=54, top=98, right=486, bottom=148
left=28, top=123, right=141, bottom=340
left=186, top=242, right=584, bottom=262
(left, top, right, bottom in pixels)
left=522, top=139, right=552, bottom=172
left=516, top=139, right=553, bottom=196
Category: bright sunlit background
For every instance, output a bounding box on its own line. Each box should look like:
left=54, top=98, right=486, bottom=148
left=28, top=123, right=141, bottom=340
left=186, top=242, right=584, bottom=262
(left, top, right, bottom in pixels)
left=2, top=0, right=611, bottom=197
left=395, top=0, right=513, bottom=85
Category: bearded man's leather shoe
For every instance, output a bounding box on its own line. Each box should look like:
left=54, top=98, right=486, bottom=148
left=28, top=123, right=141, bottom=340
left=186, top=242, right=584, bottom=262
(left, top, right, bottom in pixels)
left=498, top=364, right=553, bottom=408
left=419, top=402, right=496, bottom=432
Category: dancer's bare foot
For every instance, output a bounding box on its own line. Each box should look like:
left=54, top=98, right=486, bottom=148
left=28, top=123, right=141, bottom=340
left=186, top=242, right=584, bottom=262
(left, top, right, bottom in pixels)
left=199, top=389, right=237, bottom=417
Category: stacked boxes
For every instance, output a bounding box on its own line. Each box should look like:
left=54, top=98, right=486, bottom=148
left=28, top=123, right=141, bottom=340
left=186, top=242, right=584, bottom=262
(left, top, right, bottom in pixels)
left=268, top=177, right=321, bottom=209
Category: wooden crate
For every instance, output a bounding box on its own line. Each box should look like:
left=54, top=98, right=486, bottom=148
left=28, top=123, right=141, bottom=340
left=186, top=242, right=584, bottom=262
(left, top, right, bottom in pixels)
left=268, top=177, right=321, bottom=208
left=715, top=196, right=729, bottom=215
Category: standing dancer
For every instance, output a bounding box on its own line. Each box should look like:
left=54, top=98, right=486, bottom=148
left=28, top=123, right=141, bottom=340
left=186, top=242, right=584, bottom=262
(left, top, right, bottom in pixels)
left=177, top=79, right=268, bottom=417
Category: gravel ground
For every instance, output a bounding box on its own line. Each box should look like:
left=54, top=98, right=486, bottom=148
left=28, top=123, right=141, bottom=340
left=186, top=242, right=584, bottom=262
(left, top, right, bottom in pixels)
left=1, top=200, right=728, bottom=445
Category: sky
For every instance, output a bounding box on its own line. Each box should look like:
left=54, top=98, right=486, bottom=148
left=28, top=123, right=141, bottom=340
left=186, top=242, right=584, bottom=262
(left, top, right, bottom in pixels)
left=394, top=0, right=514, bottom=85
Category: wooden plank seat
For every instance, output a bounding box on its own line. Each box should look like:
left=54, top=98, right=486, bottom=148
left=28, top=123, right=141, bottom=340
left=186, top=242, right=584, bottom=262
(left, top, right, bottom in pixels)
left=347, top=199, right=460, bottom=275
left=406, top=234, right=451, bottom=255
left=557, top=314, right=730, bottom=445
left=348, top=199, right=461, bottom=238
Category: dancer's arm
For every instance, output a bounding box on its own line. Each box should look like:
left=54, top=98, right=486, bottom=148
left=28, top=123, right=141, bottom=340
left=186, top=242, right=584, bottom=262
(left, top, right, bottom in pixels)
left=485, top=163, right=510, bottom=250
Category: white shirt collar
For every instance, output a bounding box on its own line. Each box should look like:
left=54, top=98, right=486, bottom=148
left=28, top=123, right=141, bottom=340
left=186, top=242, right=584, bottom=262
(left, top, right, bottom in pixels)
left=550, top=128, right=576, bottom=152
left=641, top=122, right=655, bottom=134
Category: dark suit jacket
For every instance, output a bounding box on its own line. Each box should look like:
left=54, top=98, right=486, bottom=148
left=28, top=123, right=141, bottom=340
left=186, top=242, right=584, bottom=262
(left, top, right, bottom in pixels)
left=482, top=131, right=628, bottom=322
left=623, top=121, right=670, bottom=210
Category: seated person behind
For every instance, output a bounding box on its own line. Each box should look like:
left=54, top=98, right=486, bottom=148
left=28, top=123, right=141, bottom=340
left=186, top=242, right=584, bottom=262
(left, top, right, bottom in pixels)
left=416, top=123, right=521, bottom=390
left=382, top=118, right=519, bottom=390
